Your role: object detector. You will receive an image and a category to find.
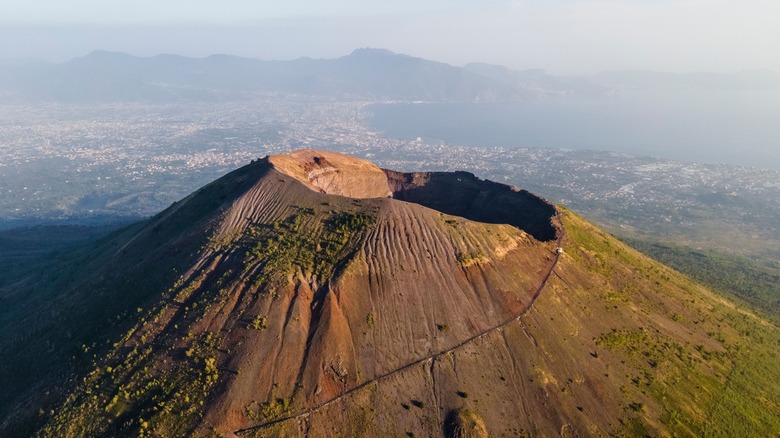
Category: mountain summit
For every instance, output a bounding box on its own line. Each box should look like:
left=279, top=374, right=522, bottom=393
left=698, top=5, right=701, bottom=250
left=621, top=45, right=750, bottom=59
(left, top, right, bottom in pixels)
left=3, top=150, right=778, bottom=437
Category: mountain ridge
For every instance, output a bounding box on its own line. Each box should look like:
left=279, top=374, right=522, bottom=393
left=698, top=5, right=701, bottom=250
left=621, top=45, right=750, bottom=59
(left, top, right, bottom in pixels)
left=3, top=49, right=517, bottom=102
left=3, top=49, right=778, bottom=102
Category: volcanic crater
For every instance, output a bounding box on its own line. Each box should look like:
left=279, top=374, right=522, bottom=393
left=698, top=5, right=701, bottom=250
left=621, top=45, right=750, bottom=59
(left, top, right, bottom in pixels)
left=268, top=149, right=559, bottom=242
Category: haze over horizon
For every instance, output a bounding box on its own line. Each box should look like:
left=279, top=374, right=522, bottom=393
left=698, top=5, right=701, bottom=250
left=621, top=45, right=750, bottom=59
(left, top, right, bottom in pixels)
left=2, top=0, right=779, bottom=75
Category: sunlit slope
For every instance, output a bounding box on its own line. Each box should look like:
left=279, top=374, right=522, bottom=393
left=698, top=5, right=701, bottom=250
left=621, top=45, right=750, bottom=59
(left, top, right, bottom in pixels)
left=547, top=209, right=780, bottom=436
left=233, top=210, right=780, bottom=437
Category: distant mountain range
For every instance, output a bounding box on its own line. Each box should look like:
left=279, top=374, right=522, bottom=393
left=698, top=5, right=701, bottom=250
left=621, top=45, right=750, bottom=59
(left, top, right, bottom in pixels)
left=1, top=48, right=778, bottom=102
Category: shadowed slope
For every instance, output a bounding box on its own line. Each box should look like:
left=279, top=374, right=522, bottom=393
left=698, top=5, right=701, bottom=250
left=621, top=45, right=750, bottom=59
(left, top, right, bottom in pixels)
left=0, top=159, right=272, bottom=436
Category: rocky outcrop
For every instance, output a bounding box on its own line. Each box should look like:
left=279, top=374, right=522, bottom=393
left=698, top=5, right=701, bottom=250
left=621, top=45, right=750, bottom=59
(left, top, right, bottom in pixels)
left=268, top=149, right=392, bottom=199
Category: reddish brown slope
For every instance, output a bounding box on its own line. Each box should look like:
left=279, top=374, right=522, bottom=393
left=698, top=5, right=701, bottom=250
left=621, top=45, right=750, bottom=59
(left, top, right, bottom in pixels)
left=238, top=209, right=779, bottom=438
left=37, top=150, right=561, bottom=437
left=198, top=152, right=559, bottom=433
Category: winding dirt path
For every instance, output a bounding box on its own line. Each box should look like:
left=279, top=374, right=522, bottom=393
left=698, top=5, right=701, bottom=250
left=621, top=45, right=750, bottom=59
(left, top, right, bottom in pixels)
left=235, top=222, right=565, bottom=435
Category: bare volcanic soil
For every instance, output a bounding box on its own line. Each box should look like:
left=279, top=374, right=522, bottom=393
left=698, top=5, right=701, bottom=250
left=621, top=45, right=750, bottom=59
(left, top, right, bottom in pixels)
left=18, top=150, right=780, bottom=437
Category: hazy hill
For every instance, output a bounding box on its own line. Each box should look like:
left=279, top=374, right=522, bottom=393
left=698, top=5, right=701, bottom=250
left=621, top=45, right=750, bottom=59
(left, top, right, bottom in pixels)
left=2, top=49, right=519, bottom=102
left=1, top=150, right=778, bottom=437
left=590, top=69, right=780, bottom=91
left=2, top=48, right=672, bottom=103
left=463, top=63, right=606, bottom=97
left=3, top=49, right=779, bottom=102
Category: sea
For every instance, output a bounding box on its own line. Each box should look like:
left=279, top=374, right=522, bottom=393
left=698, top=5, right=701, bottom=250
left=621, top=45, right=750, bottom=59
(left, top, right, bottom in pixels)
left=365, top=89, right=780, bottom=171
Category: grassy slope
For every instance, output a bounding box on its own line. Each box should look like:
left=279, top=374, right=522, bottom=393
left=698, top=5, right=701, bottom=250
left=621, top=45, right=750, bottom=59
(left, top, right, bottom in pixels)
left=620, top=237, right=780, bottom=321
left=557, top=208, right=780, bottom=436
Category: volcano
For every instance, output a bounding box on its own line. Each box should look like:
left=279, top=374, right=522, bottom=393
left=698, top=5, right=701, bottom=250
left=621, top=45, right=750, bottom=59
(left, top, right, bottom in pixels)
left=3, top=150, right=778, bottom=437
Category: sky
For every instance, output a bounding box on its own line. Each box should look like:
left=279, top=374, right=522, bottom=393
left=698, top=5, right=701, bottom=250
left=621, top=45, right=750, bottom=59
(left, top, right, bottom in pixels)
left=1, top=0, right=779, bottom=74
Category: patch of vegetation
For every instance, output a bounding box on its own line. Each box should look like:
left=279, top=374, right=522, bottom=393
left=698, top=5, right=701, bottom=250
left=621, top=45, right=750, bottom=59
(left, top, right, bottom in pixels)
left=242, top=209, right=375, bottom=290
left=616, top=416, right=653, bottom=437
left=246, top=397, right=291, bottom=422
left=444, top=408, right=488, bottom=438
left=622, top=237, right=780, bottom=321
left=596, top=328, right=696, bottom=369
left=40, top=331, right=223, bottom=437
left=326, top=211, right=374, bottom=235
left=456, top=249, right=484, bottom=267
left=250, top=314, right=267, bottom=331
